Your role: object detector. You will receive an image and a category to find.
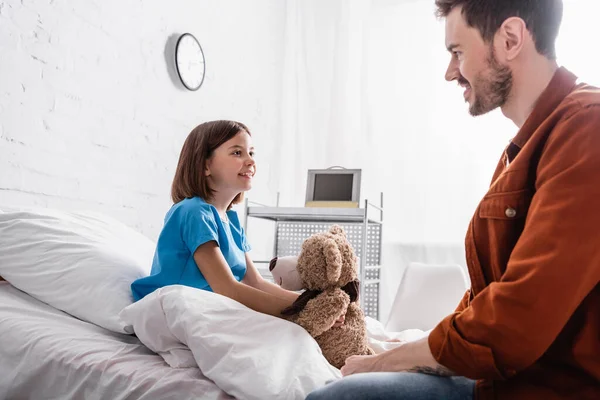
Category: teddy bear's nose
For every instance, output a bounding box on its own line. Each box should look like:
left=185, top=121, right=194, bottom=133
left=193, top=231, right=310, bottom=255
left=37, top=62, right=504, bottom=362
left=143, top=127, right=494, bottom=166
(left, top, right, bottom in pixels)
left=269, top=257, right=278, bottom=272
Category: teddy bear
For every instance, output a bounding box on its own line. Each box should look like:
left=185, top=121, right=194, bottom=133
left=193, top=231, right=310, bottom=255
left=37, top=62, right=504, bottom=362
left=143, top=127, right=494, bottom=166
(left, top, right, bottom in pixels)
left=269, top=225, right=374, bottom=368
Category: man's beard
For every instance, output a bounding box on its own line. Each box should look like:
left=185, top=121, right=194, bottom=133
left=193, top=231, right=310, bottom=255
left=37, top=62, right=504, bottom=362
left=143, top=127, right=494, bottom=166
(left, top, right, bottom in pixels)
left=469, top=47, right=513, bottom=116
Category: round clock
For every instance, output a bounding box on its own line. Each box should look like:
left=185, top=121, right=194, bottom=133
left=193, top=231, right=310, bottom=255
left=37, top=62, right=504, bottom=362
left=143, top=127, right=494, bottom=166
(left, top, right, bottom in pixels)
left=175, top=33, right=205, bottom=91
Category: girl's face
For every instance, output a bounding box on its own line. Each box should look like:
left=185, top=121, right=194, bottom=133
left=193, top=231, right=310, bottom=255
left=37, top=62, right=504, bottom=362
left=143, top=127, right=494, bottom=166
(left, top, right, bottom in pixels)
left=205, top=130, right=256, bottom=197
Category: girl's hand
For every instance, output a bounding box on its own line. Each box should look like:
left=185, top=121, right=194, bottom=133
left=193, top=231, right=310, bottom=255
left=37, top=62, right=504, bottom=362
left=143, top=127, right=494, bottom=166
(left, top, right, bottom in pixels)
left=332, top=314, right=345, bottom=328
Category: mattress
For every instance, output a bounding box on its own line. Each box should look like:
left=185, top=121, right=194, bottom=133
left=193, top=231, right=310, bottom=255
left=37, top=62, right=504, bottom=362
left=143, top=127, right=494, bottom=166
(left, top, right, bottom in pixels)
left=0, top=282, right=232, bottom=400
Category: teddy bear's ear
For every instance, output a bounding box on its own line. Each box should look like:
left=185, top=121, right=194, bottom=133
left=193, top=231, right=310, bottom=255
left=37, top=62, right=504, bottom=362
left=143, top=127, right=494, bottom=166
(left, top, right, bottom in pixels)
left=323, top=238, right=342, bottom=283
left=329, top=225, right=346, bottom=237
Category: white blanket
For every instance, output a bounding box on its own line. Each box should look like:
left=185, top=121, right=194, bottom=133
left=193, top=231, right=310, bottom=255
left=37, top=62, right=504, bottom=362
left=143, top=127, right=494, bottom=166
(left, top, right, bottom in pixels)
left=119, top=285, right=343, bottom=400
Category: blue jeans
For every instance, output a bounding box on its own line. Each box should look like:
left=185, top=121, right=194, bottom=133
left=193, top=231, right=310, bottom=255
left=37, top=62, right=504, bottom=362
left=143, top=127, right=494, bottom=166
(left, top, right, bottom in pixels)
left=306, top=372, right=475, bottom=400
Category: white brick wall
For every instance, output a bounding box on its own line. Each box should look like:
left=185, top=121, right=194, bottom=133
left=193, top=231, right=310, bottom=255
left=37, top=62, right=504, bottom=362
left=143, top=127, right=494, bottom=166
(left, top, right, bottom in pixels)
left=0, top=0, right=286, bottom=240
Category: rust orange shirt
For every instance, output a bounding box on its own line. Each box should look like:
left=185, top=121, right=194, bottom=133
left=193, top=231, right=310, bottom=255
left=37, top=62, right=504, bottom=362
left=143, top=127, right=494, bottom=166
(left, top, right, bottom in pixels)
left=429, top=67, right=600, bottom=399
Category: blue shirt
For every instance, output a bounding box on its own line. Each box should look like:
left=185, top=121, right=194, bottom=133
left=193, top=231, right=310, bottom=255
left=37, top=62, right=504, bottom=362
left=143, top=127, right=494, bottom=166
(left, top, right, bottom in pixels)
left=131, top=197, right=251, bottom=301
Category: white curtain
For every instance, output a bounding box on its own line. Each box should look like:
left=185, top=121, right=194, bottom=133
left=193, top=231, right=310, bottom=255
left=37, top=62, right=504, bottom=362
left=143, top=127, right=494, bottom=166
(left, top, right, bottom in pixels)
left=274, top=0, right=373, bottom=209
left=274, top=0, right=600, bottom=321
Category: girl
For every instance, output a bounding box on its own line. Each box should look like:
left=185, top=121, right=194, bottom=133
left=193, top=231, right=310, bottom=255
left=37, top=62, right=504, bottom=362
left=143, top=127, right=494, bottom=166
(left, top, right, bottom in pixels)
left=131, top=120, right=301, bottom=317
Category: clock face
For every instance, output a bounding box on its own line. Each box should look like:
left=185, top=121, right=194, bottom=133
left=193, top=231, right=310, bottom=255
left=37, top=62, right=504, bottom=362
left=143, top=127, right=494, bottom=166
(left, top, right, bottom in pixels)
left=175, top=33, right=205, bottom=91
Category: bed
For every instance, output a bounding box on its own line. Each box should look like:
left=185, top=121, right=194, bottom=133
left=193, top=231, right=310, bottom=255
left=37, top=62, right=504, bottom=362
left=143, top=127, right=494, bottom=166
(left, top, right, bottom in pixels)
left=0, top=205, right=436, bottom=399
left=0, top=206, right=356, bottom=399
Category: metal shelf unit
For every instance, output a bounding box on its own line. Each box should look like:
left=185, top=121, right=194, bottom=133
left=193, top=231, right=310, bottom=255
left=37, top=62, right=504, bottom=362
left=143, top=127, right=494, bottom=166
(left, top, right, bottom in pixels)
left=243, top=195, right=383, bottom=321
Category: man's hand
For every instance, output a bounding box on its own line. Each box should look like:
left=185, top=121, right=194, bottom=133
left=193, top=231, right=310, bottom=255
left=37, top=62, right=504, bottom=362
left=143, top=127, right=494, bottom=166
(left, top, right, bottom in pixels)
left=340, top=337, right=456, bottom=377
left=341, top=354, right=381, bottom=376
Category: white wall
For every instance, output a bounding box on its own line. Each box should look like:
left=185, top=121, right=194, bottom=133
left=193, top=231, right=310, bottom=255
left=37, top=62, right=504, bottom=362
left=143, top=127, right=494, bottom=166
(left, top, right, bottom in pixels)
left=0, top=0, right=285, bottom=239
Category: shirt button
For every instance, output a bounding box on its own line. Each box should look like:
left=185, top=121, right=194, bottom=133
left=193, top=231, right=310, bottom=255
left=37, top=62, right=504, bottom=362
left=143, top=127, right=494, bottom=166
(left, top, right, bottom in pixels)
left=505, top=207, right=517, bottom=218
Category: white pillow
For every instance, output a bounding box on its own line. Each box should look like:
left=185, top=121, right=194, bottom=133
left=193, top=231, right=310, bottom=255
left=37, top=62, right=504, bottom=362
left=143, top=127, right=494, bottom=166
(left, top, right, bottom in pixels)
left=119, top=285, right=342, bottom=399
left=0, top=206, right=155, bottom=332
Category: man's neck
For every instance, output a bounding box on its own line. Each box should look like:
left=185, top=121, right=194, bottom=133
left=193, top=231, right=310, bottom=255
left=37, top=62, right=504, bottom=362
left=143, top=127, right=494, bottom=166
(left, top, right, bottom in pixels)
left=501, top=57, right=559, bottom=128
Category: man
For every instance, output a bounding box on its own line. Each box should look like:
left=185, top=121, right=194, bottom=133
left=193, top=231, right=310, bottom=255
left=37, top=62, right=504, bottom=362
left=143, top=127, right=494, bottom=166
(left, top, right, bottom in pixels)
left=307, top=0, right=600, bottom=399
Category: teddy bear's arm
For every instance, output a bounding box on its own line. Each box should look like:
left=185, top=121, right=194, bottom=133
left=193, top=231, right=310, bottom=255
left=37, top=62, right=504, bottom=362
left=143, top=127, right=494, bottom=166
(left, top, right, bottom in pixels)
left=295, top=288, right=350, bottom=337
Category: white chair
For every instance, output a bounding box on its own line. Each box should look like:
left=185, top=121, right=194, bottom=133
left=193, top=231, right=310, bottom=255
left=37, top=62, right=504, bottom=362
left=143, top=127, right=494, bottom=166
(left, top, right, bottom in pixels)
left=385, top=262, right=469, bottom=332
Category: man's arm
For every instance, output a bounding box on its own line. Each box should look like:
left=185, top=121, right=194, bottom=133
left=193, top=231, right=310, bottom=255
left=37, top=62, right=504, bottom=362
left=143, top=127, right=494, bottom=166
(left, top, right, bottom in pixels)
left=341, top=335, right=456, bottom=377
left=429, top=105, right=600, bottom=380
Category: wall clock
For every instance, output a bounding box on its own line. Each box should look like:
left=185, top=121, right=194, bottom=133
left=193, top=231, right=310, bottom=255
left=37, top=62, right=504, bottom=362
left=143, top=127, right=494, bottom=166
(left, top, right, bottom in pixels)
left=175, top=33, right=205, bottom=91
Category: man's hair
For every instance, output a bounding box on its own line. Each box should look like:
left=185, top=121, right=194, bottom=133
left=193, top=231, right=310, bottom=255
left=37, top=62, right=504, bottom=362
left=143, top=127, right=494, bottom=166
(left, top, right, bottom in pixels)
left=435, top=0, right=563, bottom=59
left=171, top=120, right=251, bottom=208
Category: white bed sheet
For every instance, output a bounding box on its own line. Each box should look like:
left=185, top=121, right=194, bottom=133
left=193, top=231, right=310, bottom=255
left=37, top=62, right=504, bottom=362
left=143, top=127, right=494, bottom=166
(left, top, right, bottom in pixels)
left=0, top=282, right=232, bottom=400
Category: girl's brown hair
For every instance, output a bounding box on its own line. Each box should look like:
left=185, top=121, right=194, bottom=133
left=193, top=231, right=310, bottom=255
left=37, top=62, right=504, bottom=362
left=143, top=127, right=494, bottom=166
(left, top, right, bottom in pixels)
left=171, top=120, right=251, bottom=208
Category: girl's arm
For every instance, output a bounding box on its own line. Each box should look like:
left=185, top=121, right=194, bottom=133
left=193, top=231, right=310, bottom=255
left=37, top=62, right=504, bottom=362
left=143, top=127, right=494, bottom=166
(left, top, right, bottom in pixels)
left=241, top=253, right=299, bottom=303
left=193, top=241, right=297, bottom=317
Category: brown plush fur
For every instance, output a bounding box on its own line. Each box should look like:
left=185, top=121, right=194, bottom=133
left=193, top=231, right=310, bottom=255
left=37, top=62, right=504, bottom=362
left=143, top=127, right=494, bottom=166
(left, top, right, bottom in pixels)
left=286, top=225, right=374, bottom=368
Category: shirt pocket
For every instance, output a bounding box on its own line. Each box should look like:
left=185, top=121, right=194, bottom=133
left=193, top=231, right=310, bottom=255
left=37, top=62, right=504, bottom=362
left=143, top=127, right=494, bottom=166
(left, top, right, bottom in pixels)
left=475, top=189, right=533, bottom=282
left=479, top=189, right=533, bottom=220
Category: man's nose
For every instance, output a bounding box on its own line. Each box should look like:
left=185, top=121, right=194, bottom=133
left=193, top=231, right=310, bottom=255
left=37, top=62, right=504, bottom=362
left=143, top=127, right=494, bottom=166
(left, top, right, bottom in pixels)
left=445, top=59, right=459, bottom=82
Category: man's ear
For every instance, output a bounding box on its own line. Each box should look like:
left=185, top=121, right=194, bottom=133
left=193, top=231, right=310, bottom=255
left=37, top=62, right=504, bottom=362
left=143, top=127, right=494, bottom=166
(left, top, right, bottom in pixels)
left=496, top=16, right=527, bottom=61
